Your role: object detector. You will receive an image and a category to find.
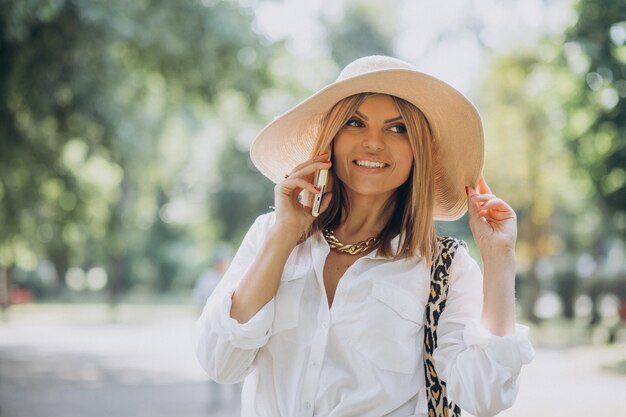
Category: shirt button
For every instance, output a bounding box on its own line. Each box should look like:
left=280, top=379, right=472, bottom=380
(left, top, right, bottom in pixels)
left=311, top=360, right=319, bottom=368
left=305, top=401, right=312, bottom=410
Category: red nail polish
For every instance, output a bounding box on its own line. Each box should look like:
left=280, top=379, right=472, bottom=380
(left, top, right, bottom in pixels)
left=314, top=186, right=321, bottom=192
left=323, top=160, right=332, bottom=164
left=465, top=186, right=469, bottom=196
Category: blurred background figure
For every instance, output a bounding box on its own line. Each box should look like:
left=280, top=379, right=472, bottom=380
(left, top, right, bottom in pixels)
left=192, top=248, right=241, bottom=412
left=193, top=250, right=231, bottom=312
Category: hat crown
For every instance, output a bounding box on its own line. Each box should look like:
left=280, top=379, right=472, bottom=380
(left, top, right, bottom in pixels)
left=336, top=55, right=414, bottom=82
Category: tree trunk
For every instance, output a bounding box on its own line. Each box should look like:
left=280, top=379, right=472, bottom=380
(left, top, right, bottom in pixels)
left=523, top=259, right=541, bottom=324
left=521, top=116, right=545, bottom=324
left=0, top=264, right=15, bottom=321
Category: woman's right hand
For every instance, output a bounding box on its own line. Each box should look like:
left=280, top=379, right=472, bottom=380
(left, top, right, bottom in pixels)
left=272, top=152, right=333, bottom=239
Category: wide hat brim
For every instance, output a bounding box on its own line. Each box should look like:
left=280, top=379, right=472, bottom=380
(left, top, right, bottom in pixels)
left=250, top=56, right=484, bottom=221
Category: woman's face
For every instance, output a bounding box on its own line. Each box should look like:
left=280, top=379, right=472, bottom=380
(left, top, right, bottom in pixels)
left=332, top=94, right=414, bottom=199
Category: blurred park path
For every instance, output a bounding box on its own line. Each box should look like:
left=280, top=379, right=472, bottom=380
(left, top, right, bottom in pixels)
left=1, top=304, right=625, bottom=417
left=0, top=305, right=241, bottom=417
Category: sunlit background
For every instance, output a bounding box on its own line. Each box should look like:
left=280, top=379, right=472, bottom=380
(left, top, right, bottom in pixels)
left=1, top=0, right=625, bottom=416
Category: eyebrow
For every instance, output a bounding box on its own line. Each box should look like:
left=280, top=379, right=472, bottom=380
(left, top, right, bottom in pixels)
left=354, top=111, right=403, bottom=123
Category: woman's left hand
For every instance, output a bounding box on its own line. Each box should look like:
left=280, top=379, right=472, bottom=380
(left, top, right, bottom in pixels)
left=466, top=176, right=517, bottom=256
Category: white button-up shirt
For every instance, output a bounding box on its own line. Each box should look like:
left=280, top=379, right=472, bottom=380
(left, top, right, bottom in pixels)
left=195, top=212, right=534, bottom=417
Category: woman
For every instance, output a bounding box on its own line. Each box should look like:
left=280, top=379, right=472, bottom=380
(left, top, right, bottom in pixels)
left=195, top=56, right=534, bottom=417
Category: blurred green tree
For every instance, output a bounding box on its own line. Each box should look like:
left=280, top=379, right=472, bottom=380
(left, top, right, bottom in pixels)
left=323, top=0, right=397, bottom=67
left=479, top=51, right=584, bottom=323
left=0, top=0, right=273, bottom=306
left=560, top=0, right=626, bottom=326
left=210, top=137, right=274, bottom=245
left=564, top=0, right=626, bottom=227
left=480, top=0, right=626, bottom=324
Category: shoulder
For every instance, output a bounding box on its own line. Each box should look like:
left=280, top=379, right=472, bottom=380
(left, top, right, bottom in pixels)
left=436, top=235, right=468, bottom=254
left=438, top=237, right=482, bottom=289
left=252, top=211, right=276, bottom=229
left=244, top=211, right=277, bottom=237
left=434, top=236, right=480, bottom=278
left=432, top=236, right=469, bottom=269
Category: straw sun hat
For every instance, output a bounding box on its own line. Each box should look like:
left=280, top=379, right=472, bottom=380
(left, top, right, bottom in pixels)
left=250, top=55, right=484, bottom=221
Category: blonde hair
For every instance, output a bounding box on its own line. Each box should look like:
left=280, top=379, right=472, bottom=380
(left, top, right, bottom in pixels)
left=309, top=93, right=437, bottom=262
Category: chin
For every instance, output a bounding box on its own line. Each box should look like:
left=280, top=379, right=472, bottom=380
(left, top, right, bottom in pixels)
left=345, top=183, right=398, bottom=199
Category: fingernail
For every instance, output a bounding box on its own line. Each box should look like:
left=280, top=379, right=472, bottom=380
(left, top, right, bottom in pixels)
left=320, top=152, right=329, bottom=157
left=465, top=186, right=469, bottom=196
left=323, top=160, right=332, bottom=164
left=314, top=186, right=321, bottom=192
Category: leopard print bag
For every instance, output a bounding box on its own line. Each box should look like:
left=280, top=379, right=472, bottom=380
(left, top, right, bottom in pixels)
left=423, top=236, right=466, bottom=417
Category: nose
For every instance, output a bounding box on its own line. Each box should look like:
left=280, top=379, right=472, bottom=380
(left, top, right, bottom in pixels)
left=361, top=130, right=385, bottom=151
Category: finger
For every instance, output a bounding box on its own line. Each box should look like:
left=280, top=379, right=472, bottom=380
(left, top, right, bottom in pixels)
left=477, top=175, right=493, bottom=195
left=480, top=198, right=513, bottom=212
left=470, top=193, right=497, bottom=202
left=480, top=209, right=515, bottom=221
left=479, top=200, right=516, bottom=218
left=289, top=152, right=331, bottom=174
left=279, top=178, right=320, bottom=196
left=314, top=151, right=330, bottom=160
left=288, top=160, right=333, bottom=181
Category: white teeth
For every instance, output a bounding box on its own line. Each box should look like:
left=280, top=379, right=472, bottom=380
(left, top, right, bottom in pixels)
left=355, top=160, right=386, bottom=168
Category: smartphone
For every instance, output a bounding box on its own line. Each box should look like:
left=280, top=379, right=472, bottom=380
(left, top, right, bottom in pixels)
left=311, top=150, right=331, bottom=217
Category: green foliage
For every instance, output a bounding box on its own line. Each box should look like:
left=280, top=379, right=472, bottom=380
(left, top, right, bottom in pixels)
left=564, top=0, right=626, bottom=234
left=323, top=0, right=397, bottom=67
left=211, top=138, right=274, bottom=244
left=0, top=0, right=274, bottom=299
left=481, top=0, right=626, bottom=322
left=3, top=0, right=622, bottom=318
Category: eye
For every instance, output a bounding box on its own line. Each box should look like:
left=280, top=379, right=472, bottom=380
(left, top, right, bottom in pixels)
left=388, top=124, right=407, bottom=134
left=345, top=118, right=365, bottom=128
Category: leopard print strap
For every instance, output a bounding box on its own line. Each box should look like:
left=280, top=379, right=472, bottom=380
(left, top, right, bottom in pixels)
left=423, top=236, right=467, bottom=417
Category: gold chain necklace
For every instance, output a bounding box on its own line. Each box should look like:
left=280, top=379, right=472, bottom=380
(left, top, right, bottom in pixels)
left=322, top=229, right=379, bottom=255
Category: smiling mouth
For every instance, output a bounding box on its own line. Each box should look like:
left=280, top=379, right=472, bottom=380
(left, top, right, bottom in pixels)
left=353, top=160, right=389, bottom=169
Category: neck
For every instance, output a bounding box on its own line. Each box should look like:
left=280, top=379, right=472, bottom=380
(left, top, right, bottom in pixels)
left=334, top=190, right=396, bottom=241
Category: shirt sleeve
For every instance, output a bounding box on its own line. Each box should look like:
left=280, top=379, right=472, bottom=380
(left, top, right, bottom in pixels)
left=432, top=245, right=535, bottom=417
left=194, top=212, right=276, bottom=384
